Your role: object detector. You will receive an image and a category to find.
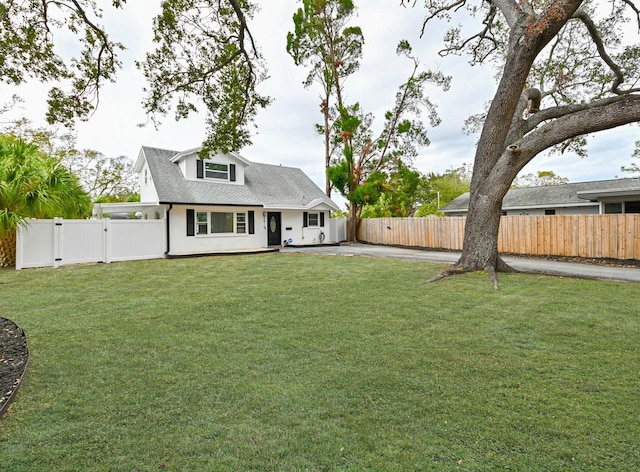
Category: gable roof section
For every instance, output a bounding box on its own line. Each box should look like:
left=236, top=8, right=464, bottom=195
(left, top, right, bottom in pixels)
left=441, top=178, right=640, bottom=213
left=170, top=146, right=252, bottom=167
left=142, top=146, right=338, bottom=210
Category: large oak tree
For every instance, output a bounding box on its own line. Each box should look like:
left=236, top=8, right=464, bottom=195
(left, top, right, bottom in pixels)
left=406, top=0, right=640, bottom=287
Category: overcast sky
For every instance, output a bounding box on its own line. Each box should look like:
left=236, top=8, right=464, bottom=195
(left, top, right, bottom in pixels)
left=2, top=1, right=638, bottom=200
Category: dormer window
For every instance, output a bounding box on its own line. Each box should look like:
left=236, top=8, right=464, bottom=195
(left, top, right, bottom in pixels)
left=196, top=159, right=236, bottom=182
left=205, top=162, right=228, bottom=180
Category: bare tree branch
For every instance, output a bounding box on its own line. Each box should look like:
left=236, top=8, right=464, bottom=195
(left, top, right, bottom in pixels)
left=572, top=9, right=627, bottom=94
left=621, top=0, right=640, bottom=29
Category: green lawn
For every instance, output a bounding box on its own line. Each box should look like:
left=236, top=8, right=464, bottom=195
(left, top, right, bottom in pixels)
left=1, top=253, right=639, bottom=471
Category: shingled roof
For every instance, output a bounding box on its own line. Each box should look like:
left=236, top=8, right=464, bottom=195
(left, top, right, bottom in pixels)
left=142, top=146, right=338, bottom=210
left=441, top=177, right=640, bottom=213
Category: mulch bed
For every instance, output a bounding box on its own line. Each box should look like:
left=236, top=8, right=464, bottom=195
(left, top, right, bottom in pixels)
left=0, top=317, right=28, bottom=419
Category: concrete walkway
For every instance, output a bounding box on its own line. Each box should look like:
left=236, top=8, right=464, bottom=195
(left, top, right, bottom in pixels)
left=281, top=243, right=640, bottom=283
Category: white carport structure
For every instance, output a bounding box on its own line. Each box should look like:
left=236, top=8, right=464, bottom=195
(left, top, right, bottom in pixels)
left=92, top=202, right=167, bottom=219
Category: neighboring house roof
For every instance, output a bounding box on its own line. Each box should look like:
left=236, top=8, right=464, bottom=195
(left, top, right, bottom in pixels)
left=440, top=177, right=640, bottom=213
left=142, top=146, right=338, bottom=210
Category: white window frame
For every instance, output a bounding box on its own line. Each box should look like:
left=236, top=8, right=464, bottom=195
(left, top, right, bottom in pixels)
left=195, top=211, right=247, bottom=235
left=204, top=162, right=229, bottom=180
left=196, top=211, right=208, bottom=235
left=307, top=212, right=320, bottom=227
left=236, top=212, right=246, bottom=234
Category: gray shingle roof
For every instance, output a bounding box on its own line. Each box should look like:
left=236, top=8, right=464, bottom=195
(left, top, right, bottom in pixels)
left=142, top=146, right=338, bottom=210
left=441, top=177, right=640, bottom=212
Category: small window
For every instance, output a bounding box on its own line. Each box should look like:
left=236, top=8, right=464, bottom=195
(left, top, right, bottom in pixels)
left=196, top=212, right=208, bottom=235
left=205, top=162, right=228, bottom=180
left=604, top=202, right=623, bottom=214
left=308, top=213, right=319, bottom=227
left=211, top=212, right=234, bottom=233
left=544, top=209, right=556, bottom=215
left=236, top=213, right=246, bottom=233
left=624, top=201, right=640, bottom=214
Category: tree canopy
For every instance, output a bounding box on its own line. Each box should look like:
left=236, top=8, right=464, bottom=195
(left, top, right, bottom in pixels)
left=513, top=170, right=569, bottom=188
left=139, top=0, right=271, bottom=153
left=416, top=164, right=473, bottom=216
left=4, top=120, right=139, bottom=201
left=0, top=0, right=125, bottom=126
left=0, top=0, right=269, bottom=154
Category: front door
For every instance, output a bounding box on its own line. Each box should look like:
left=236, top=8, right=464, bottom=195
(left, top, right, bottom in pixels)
left=267, top=212, right=282, bottom=246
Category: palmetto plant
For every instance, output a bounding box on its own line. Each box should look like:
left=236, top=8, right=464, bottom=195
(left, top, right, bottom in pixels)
left=0, top=135, right=91, bottom=266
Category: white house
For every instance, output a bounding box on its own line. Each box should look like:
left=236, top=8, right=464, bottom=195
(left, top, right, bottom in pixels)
left=440, top=177, right=640, bottom=217
left=93, top=146, right=340, bottom=256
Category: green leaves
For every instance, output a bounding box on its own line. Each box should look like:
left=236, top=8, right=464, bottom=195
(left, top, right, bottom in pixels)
left=0, top=135, right=91, bottom=236
left=0, top=0, right=125, bottom=126
left=138, top=0, right=271, bottom=153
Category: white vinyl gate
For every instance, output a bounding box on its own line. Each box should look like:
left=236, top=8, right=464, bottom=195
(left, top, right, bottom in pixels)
left=16, top=218, right=166, bottom=270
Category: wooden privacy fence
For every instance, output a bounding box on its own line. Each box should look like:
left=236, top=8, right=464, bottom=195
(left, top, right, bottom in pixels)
left=358, top=214, right=640, bottom=260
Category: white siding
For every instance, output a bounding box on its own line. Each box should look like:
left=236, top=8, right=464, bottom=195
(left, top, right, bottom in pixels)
left=280, top=210, right=329, bottom=246
left=179, top=151, right=246, bottom=185
left=169, top=205, right=265, bottom=255
left=139, top=161, right=159, bottom=202
left=169, top=206, right=336, bottom=255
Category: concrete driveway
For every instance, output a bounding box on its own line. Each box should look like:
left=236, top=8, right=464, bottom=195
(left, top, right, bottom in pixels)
left=281, top=243, right=640, bottom=283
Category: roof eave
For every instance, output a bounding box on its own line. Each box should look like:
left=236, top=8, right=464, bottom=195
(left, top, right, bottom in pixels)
left=577, top=188, right=640, bottom=200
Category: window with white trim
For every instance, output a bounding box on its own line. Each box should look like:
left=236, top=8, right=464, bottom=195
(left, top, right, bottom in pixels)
left=196, top=212, right=208, bottom=235
left=195, top=211, right=247, bottom=234
left=303, top=211, right=325, bottom=228
left=308, top=212, right=319, bottom=227
left=205, top=162, right=228, bottom=180
left=236, top=213, right=246, bottom=233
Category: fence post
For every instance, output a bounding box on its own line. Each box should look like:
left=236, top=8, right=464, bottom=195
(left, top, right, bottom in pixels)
left=103, top=218, right=112, bottom=264
left=53, top=217, right=63, bottom=268
left=15, top=225, right=24, bottom=271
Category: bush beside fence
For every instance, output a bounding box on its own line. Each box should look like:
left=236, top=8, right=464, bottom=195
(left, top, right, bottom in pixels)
left=358, top=215, right=640, bottom=260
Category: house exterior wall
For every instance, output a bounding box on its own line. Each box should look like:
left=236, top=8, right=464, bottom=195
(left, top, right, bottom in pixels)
left=503, top=204, right=599, bottom=216
left=169, top=204, right=264, bottom=255
left=279, top=209, right=330, bottom=246
left=445, top=204, right=600, bottom=217
left=559, top=206, right=599, bottom=215
left=139, top=160, right=159, bottom=202
left=168, top=205, right=333, bottom=255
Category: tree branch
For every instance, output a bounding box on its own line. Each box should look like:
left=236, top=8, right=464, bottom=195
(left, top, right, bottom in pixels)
left=572, top=9, right=626, bottom=94
left=622, top=0, right=640, bottom=30
left=508, top=94, right=640, bottom=171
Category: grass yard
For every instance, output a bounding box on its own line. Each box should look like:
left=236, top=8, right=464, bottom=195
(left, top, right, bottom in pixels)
left=0, top=253, right=639, bottom=471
